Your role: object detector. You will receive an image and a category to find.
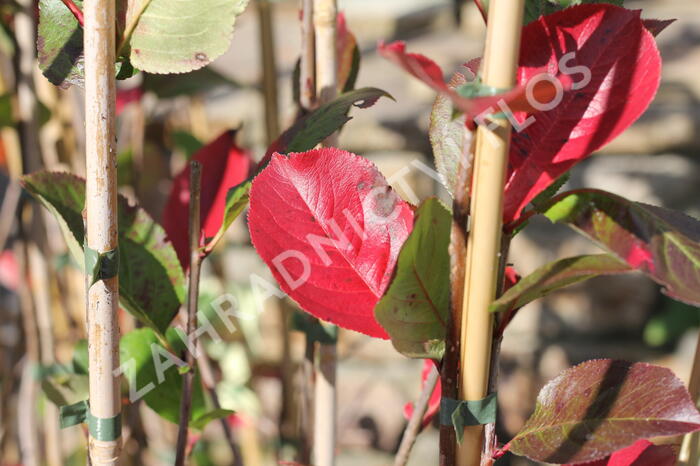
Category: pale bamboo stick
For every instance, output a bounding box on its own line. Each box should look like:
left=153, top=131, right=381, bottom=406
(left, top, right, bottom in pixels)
left=457, top=1, right=524, bottom=465
left=84, top=0, right=121, bottom=461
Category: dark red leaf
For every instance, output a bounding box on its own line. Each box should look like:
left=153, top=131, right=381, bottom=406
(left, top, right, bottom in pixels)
left=116, top=86, right=143, bottom=115
left=503, top=4, right=661, bottom=222
left=507, top=359, right=700, bottom=464
left=642, top=19, right=676, bottom=37
left=248, top=148, right=414, bottom=338
left=163, top=131, right=254, bottom=268
left=403, top=359, right=441, bottom=427
left=378, top=41, right=558, bottom=122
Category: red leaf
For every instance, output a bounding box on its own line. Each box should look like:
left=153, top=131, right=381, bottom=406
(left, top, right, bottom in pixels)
left=508, top=359, right=700, bottom=464
left=503, top=4, right=661, bottom=222
left=403, top=359, right=441, bottom=427
left=642, top=19, right=676, bottom=37
left=163, top=131, right=254, bottom=268
left=116, top=86, right=143, bottom=115
left=564, top=439, right=677, bottom=466
left=378, top=41, right=561, bottom=122
left=248, top=148, right=414, bottom=337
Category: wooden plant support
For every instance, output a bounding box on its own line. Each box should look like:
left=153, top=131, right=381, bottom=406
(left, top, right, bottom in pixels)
left=84, top=0, right=121, bottom=462
left=313, top=0, right=338, bottom=464
left=457, top=1, right=524, bottom=464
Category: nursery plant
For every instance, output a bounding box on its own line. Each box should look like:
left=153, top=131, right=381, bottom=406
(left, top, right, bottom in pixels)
left=17, top=0, right=700, bottom=464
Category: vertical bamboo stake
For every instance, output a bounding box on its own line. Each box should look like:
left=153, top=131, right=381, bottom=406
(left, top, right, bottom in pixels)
left=84, top=0, right=121, bottom=462
left=175, top=161, right=202, bottom=466
left=313, top=1, right=338, bottom=464
left=457, top=1, right=524, bottom=465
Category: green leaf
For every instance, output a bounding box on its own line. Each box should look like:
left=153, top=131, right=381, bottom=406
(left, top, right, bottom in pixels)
left=37, top=0, right=84, bottom=88
left=127, top=0, right=249, bottom=73
left=542, top=189, right=700, bottom=307
left=374, top=197, right=450, bottom=359
left=508, top=359, right=700, bottom=464
left=72, top=339, right=89, bottom=375
left=143, top=67, right=241, bottom=99
left=429, top=72, right=471, bottom=198
left=120, top=328, right=207, bottom=426
left=37, top=0, right=137, bottom=88
left=21, top=171, right=185, bottom=334
left=203, top=180, right=251, bottom=254
left=40, top=368, right=89, bottom=407
left=282, top=87, right=394, bottom=155
left=0, top=94, right=14, bottom=127
left=189, top=408, right=235, bottom=430
left=490, top=254, right=632, bottom=314
left=170, top=130, right=204, bottom=159
left=529, top=172, right=570, bottom=212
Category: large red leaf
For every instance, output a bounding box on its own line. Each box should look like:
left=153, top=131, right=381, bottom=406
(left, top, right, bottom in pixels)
left=504, top=4, right=662, bottom=222
left=163, top=130, right=254, bottom=268
left=248, top=148, right=414, bottom=338
left=506, top=359, right=700, bottom=464
left=564, top=439, right=677, bottom=466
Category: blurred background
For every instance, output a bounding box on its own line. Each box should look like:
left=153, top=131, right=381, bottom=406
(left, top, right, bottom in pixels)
left=0, top=0, right=699, bottom=464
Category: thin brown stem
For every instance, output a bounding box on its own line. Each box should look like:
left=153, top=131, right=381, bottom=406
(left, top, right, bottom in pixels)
left=197, top=349, right=243, bottom=466
left=175, top=161, right=202, bottom=466
left=395, top=366, right=439, bottom=466
left=258, top=0, right=280, bottom=145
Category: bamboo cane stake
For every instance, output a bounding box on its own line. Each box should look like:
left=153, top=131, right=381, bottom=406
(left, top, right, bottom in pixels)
left=84, top=0, right=121, bottom=462
left=457, top=1, right=524, bottom=465
left=312, top=1, right=338, bottom=465
left=175, top=161, right=202, bottom=466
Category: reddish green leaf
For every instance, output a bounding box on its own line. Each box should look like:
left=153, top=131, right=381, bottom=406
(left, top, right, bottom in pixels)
left=428, top=62, right=478, bottom=198
left=564, top=439, right=678, bottom=466
left=507, top=359, right=700, bottom=464
left=22, top=171, right=185, bottom=334
left=248, top=148, right=414, bottom=338
left=375, top=197, right=450, bottom=358
left=163, top=130, right=254, bottom=269
left=504, top=4, right=661, bottom=222
left=489, top=254, right=632, bottom=315
left=543, top=189, right=700, bottom=307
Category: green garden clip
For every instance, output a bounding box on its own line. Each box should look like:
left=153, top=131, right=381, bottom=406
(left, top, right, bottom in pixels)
left=440, top=392, right=498, bottom=444
left=59, top=400, right=122, bottom=442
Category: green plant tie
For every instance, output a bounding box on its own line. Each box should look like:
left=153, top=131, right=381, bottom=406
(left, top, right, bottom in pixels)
left=84, top=245, right=119, bottom=287
left=440, top=393, right=498, bottom=444
left=59, top=400, right=122, bottom=441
